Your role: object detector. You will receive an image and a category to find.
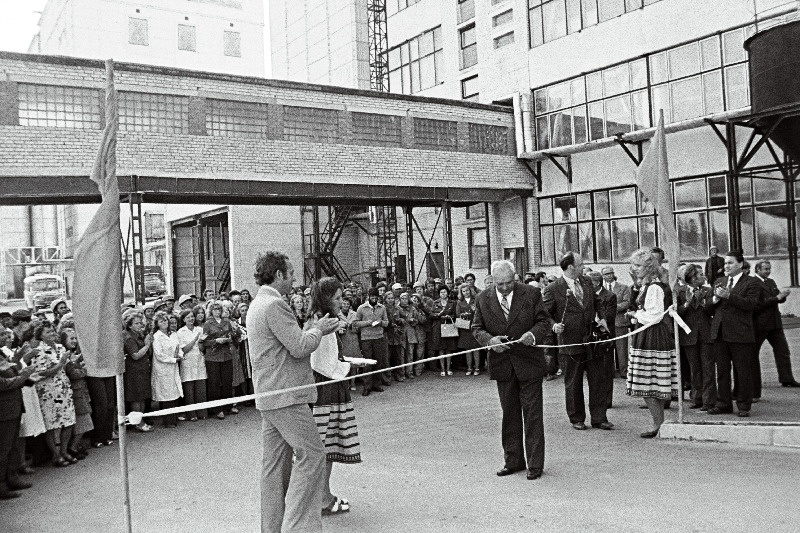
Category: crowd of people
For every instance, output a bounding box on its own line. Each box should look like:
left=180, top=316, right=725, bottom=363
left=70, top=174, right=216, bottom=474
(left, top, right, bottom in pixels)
left=2, top=245, right=798, bottom=507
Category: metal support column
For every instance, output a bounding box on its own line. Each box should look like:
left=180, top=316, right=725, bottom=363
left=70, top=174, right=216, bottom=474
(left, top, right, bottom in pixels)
left=725, top=123, right=743, bottom=252
left=521, top=196, right=530, bottom=271
left=483, top=202, right=492, bottom=267
left=312, top=206, right=322, bottom=280
left=128, top=188, right=146, bottom=305
left=404, top=206, right=415, bottom=284
left=442, top=201, right=453, bottom=280
left=785, top=162, right=798, bottom=286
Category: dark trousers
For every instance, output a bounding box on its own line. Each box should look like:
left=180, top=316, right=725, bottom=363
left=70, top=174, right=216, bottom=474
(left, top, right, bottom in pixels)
left=601, top=344, right=615, bottom=408
left=0, top=415, right=22, bottom=489
left=753, top=328, right=796, bottom=396
left=563, top=351, right=608, bottom=425
left=497, top=376, right=544, bottom=472
left=684, top=342, right=717, bottom=407
left=86, top=376, right=117, bottom=444
left=714, top=340, right=755, bottom=412
left=360, top=337, right=389, bottom=390
left=159, top=399, right=179, bottom=426
left=206, top=360, right=233, bottom=415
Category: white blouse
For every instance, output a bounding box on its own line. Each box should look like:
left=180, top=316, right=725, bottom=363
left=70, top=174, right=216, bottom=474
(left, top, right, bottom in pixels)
left=634, top=283, right=666, bottom=327
left=177, top=326, right=207, bottom=383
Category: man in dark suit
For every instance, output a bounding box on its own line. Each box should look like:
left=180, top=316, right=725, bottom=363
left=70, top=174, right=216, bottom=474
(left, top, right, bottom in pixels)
left=587, top=272, right=617, bottom=409
left=601, top=266, right=631, bottom=378
left=543, top=252, right=613, bottom=430
left=472, top=260, right=553, bottom=481
left=708, top=250, right=762, bottom=417
left=677, top=264, right=716, bottom=410
left=752, top=260, right=800, bottom=392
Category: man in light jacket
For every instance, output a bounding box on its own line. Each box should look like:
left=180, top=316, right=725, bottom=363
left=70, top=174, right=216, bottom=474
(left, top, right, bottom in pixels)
left=248, top=251, right=339, bottom=533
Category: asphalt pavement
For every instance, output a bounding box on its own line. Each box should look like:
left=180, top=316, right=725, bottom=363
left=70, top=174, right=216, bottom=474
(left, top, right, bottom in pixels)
left=2, top=339, right=799, bottom=533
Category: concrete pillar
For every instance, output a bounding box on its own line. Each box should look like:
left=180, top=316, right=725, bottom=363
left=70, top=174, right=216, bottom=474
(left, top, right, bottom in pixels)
left=487, top=202, right=503, bottom=270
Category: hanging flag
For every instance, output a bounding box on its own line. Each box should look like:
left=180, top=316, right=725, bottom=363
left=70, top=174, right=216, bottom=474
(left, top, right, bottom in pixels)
left=636, top=110, right=679, bottom=288
left=73, top=60, right=124, bottom=377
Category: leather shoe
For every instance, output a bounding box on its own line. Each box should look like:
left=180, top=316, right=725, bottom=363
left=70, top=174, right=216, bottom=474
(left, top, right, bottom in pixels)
left=361, top=389, right=370, bottom=397
left=591, top=422, right=615, bottom=430
left=7, top=479, right=32, bottom=490
left=737, top=410, right=751, bottom=418
left=372, top=386, right=384, bottom=392
left=526, top=469, right=543, bottom=481
left=707, top=407, right=732, bottom=415
left=640, top=429, right=659, bottom=439
left=496, top=466, right=525, bottom=477
left=782, top=380, right=800, bottom=388
left=571, top=422, right=587, bottom=430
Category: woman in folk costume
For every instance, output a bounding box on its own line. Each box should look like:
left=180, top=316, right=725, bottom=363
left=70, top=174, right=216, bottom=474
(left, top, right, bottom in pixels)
left=305, top=277, right=368, bottom=516
left=626, top=248, right=679, bottom=438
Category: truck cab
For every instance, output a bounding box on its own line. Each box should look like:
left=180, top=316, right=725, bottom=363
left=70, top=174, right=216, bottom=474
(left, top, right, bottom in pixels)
left=24, top=274, right=66, bottom=311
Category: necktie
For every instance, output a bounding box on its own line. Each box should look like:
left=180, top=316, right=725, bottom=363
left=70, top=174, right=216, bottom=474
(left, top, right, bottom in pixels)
left=573, top=281, right=583, bottom=305
left=500, top=295, right=510, bottom=320
left=727, top=277, right=734, bottom=289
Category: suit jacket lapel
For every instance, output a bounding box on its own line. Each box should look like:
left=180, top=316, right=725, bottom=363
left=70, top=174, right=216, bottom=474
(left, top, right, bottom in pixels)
left=486, top=288, right=506, bottom=324
left=506, top=284, right=523, bottom=325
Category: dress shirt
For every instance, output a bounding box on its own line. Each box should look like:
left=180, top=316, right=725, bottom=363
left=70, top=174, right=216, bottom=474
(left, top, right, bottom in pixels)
left=495, top=288, right=513, bottom=310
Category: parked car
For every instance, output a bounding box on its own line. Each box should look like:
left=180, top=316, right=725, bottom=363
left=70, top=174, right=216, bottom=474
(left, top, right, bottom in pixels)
left=24, top=274, right=66, bottom=311
left=144, top=273, right=166, bottom=297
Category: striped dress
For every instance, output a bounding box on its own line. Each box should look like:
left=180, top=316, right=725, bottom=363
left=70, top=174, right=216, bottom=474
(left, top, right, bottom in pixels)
left=311, top=332, right=362, bottom=464
left=626, top=281, right=679, bottom=400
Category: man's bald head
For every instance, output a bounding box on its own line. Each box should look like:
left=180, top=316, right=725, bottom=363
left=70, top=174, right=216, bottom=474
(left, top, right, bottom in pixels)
left=491, top=260, right=516, bottom=296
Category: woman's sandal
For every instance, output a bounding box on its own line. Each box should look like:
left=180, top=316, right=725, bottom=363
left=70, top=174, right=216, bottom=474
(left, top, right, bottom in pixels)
left=322, top=496, right=350, bottom=516
left=52, top=457, right=70, bottom=467
left=62, top=453, right=79, bottom=464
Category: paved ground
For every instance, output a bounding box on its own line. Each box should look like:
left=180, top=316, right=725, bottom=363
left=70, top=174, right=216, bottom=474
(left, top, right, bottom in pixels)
left=2, top=339, right=799, bottom=533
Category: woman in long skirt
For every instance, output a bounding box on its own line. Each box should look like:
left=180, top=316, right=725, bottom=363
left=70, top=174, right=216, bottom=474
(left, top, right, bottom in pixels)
left=306, top=277, right=367, bottom=515
left=626, top=248, right=679, bottom=438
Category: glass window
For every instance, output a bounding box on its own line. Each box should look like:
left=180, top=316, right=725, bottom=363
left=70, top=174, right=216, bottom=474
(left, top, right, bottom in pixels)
left=703, top=71, right=724, bottom=115
left=554, top=195, right=577, bottom=222
left=700, top=37, right=720, bottom=70
left=631, top=90, right=650, bottom=130
left=573, top=105, right=588, bottom=143
left=577, top=193, right=592, bottom=220
left=739, top=176, right=752, bottom=204
left=582, top=0, right=598, bottom=27
left=493, top=9, right=514, bottom=27
left=611, top=218, right=638, bottom=261
left=579, top=222, right=594, bottom=260
left=725, top=64, right=749, bottom=109
left=119, top=92, right=189, bottom=134
left=540, top=227, right=555, bottom=265
left=207, top=99, right=269, bottom=139
left=529, top=6, right=544, bottom=47
left=419, top=31, right=434, bottom=56
left=741, top=207, right=755, bottom=256
left=539, top=198, right=553, bottom=224
left=651, top=84, right=670, bottom=122
left=756, top=205, right=788, bottom=255
left=536, top=116, right=550, bottom=149
left=466, top=203, right=487, bottom=220
left=723, top=28, right=746, bottom=65
left=605, top=94, right=632, bottom=136
left=461, top=75, right=479, bottom=99
left=670, top=76, right=703, bottom=121
left=178, top=24, right=196, bottom=52
left=460, top=25, right=478, bottom=69
left=388, top=27, right=443, bottom=95
left=595, top=221, right=612, bottom=261
left=566, top=0, right=582, bottom=33
left=753, top=174, right=784, bottom=203
left=555, top=224, right=580, bottom=257
left=543, top=0, right=568, bottom=42
left=708, top=175, right=727, bottom=206
left=129, top=17, right=148, bottom=46
left=458, top=0, right=476, bottom=23
left=551, top=110, right=573, bottom=146
left=598, top=0, right=625, bottom=22
left=17, top=84, right=102, bottom=129
left=223, top=31, right=241, bottom=57
left=625, top=0, right=642, bottom=11
left=493, top=32, right=515, bottom=49
left=588, top=101, right=605, bottom=140
left=603, top=64, right=630, bottom=97
left=571, top=78, right=587, bottom=105
left=677, top=212, right=709, bottom=259
left=638, top=189, right=654, bottom=214
left=649, top=52, right=668, bottom=85
left=547, top=81, right=571, bottom=112
left=586, top=71, right=603, bottom=101
left=669, top=42, right=700, bottom=80
left=630, top=59, right=647, bottom=90
left=674, top=179, right=707, bottom=210
left=468, top=227, right=488, bottom=268
left=639, top=216, right=656, bottom=249
left=609, top=187, right=635, bottom=217
left=710, top=208, right=729, bottom=251
left=593, top=191, right=610, bottom=218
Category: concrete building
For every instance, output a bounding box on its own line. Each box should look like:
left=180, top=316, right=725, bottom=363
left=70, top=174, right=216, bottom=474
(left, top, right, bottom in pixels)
left=29, top=0, right=266, bottom=77
left=269, top=0, right=371, bottom=89
left=267, top=0, right=800, bottom=314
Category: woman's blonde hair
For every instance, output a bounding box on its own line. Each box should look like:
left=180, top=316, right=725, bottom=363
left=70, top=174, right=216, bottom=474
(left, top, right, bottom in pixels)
left=629, top=248, right=665, bottom=284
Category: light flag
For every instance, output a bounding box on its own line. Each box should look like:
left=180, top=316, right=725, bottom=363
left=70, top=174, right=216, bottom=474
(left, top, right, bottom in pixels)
left=73, top=60, right=124, bottom=377
left=636, top=110, right=679, bottom=289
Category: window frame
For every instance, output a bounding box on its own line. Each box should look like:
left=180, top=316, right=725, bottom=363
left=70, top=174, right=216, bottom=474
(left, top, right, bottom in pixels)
left=468, top=227, right=489, bottom=269
left=459, top=23, right=478, bottom=70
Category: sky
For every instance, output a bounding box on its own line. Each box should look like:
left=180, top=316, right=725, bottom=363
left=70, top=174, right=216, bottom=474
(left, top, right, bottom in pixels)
left=0, top=0, right=48, bottom=53
left=0, top=0, right=271, bottom=74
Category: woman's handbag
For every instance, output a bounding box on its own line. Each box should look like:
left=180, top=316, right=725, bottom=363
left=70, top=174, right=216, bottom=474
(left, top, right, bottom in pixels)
left=454, top=317, right=471, bottom=330
left=440, top=317, right=459, bottom=338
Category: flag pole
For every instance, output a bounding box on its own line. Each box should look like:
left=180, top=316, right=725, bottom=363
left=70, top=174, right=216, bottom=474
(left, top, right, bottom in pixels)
left=673, top=277, right=684, bottom=423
